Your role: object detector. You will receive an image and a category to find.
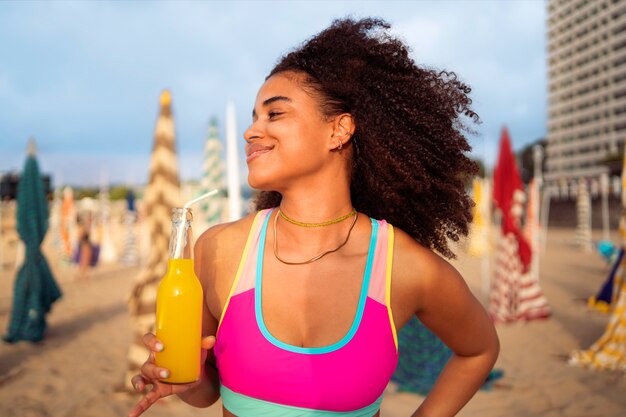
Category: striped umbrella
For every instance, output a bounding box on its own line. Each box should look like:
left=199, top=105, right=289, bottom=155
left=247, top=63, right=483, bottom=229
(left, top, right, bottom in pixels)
left=570, top=149, right=626, bottom=370
left=119, top=208, right=139, bottom=266
left=524, top=177, right=544, bottom=296
left=124, top=90, right=181, bottom=388
left=119, top=189, right=138, bottom=265
left=3, top=139, right=62, bottom=343
left=199, top=117, right=224, bottom=227
left=574, top=178, right=592, bottom=252
left=98, top=181, right=117, bottom=263
left=489, top=128, right=550, bottom=323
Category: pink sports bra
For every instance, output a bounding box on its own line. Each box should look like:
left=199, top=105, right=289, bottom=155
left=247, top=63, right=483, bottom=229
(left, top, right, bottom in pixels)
left=214, top=209, right=399, bottom=416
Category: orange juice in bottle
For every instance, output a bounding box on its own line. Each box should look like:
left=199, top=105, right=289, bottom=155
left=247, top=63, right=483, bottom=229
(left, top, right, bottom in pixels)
left=155, top=207, right=203, bottom=384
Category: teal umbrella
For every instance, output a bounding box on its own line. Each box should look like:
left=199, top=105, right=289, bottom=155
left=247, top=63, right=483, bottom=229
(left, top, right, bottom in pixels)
left=3, top=140, right=62, bottom=343
left=392, top=317, right=504, bottom=394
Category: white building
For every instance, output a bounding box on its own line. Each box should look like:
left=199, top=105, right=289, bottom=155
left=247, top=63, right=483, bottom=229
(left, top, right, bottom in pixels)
left=546, top=0, right=626, bottom=184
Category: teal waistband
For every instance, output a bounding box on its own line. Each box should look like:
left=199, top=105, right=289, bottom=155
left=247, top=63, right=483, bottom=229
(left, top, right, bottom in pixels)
left=220, top=385, right=382, bottom=417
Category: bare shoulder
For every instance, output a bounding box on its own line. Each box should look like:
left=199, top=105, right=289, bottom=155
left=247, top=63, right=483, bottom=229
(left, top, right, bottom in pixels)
left=392, top=227, right=460, bottom=290
left=194, top=212, right=260, bottom=319
left=390, top=226, right=467, bottom=325
left=195, top=212, right=258, bottom=258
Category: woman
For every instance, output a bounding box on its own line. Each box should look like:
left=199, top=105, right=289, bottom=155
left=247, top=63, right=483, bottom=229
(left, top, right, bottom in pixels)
left=129, top=18, right=499, bottom=417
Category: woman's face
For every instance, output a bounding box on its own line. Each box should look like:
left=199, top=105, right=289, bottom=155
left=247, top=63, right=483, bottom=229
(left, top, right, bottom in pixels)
left=244, top=71, right=335, bottom=191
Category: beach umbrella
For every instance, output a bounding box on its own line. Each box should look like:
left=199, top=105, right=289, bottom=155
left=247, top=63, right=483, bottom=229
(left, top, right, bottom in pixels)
left=120, top=189, right=139, bottom=265
left=3, top=139, right=62, bottom=343
left=124, top=90, right=181, bottom=389
left=587, top=156, right=626, bottom=312
left=60, top=186, right=76, bottom=260
left=524, top=178, right=541, bottom=279
left=199, top=117, right=224, bottom=228
left=587, top=248, right=625, bottom=313
left=119, top=208, right=139, bottom=266
left=48, top=186, right=63, bottom=254
left=468, top=177, right=492, bottom=300
left=468, top=178, right=488, bottom=257
left=570, top=148, right=626, bottom=371
left=574, top=178, right=592, bottom=252
left=489, top=127, right=551, bottom=323
left=391, top=317, right=503, bottom=394
left=600, top=173, right=610, bottom=241
left=98, top=179, right=117, bottom=264
left=392, top=317, right=453, bottom=394
left=570, top=257, right=626, bottom=370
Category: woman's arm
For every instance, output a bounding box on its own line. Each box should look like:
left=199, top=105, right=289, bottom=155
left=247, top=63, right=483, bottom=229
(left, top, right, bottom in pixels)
left=176, top=228, right=223, bottom=407
left=393, top=231, right=500, bottom=417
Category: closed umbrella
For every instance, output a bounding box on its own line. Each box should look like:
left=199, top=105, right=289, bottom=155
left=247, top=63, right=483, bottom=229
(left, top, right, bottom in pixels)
left=468, top=178, right=488, bottom=257
left=124, top=90, right=181, bottom=389
left=3, top=140, right=61, bottom=343
left=60, top=186, right=76, bottom=260
left=489, top=127, right=550, bottom=323
left=199, top=117, right=224, bottom=228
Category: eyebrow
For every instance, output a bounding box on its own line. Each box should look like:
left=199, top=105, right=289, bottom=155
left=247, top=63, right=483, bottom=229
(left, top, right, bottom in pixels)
left=252, top=95, right=292, bottom=118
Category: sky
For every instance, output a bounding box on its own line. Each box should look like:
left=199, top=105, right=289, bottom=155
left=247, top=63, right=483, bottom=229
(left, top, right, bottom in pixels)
left=0, top=0, right=547, bottom=187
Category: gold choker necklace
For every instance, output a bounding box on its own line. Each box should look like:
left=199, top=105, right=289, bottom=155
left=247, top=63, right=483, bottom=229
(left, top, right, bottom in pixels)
left=279, top=208, right=356, bottom=227
left=273, top=210, right=358, bottom=265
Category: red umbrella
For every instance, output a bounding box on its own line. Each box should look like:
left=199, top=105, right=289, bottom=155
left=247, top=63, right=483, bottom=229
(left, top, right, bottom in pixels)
left=493, top=127, right=521, bottom=213
left=492, top=127, right=531, bottom=272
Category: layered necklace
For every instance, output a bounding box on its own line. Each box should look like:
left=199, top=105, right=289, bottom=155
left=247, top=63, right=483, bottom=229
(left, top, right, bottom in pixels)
left=273, top=207, right=358, bottom=265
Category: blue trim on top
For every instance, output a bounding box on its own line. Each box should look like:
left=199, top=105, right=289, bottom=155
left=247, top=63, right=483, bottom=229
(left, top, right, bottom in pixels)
left=220, top=384, right=383, bottom=417
left=255, top=212, right=379, bottom=354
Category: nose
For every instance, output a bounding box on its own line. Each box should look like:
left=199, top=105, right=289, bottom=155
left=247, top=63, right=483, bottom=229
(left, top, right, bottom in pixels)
left=244, top=121, right=263, bottom=143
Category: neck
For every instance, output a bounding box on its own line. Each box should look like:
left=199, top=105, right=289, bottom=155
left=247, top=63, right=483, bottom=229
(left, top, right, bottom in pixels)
left=277, top=162, right=352, bottom=222
left=280, top=200, right=353, bottom=224
left=274, top=190, right=354, bottom=249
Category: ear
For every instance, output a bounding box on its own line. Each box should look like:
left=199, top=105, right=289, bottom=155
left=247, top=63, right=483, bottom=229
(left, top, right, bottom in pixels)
left=329, top=113, right=355, bottom=151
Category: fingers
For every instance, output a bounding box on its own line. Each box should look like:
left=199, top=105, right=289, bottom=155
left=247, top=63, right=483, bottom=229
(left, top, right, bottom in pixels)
left=130, top=374, right=148, bottom=393
left=127, top=386, right=162, bottom=417
left=201, top=335, right=216, bottom=349
left=127, top=333, right=171, bottom=417
left=142, top=333, right=164, bottom=353
left=140, top=360, right=170, bottom=381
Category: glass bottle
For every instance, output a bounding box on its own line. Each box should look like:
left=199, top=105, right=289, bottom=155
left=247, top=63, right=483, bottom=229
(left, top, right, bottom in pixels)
left=154, top=207, right=203, bottom=384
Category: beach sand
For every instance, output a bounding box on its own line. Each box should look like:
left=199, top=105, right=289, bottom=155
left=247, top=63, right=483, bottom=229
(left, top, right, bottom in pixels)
left=0, top=223, right=625, bottom=417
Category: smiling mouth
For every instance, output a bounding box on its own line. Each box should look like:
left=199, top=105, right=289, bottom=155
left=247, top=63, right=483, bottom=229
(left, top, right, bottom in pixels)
left=246, top=145, right=274, bottom=162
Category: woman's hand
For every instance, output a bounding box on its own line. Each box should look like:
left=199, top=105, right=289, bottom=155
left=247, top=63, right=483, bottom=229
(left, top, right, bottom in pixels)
left=127, top=333, right=216, bottom=417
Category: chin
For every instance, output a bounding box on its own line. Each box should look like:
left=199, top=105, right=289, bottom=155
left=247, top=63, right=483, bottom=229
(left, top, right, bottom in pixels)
left=247, top=173, right=275, bottom=191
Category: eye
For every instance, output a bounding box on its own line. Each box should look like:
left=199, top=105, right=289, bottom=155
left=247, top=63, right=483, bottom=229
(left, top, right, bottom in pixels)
left=268, top=111, right=283, bottom=119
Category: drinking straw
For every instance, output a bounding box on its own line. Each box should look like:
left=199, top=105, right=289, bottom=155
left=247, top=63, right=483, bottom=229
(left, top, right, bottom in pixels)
left=184, top=189, right=218, bottom=210
left=175, top=189, right=218, bottom=258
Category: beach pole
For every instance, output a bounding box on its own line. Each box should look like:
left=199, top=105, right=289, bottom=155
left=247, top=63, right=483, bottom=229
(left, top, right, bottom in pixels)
left=600, top=172, right=610, bottom=242
left=540, top=185, right=551, bottom=255
left=226, top=102, right=242, bottom=221
left=532, top=145, right=543, bottom=279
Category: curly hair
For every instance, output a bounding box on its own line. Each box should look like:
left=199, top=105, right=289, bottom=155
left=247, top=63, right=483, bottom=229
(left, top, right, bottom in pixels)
left=253, top=17, right=478, bottom=259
